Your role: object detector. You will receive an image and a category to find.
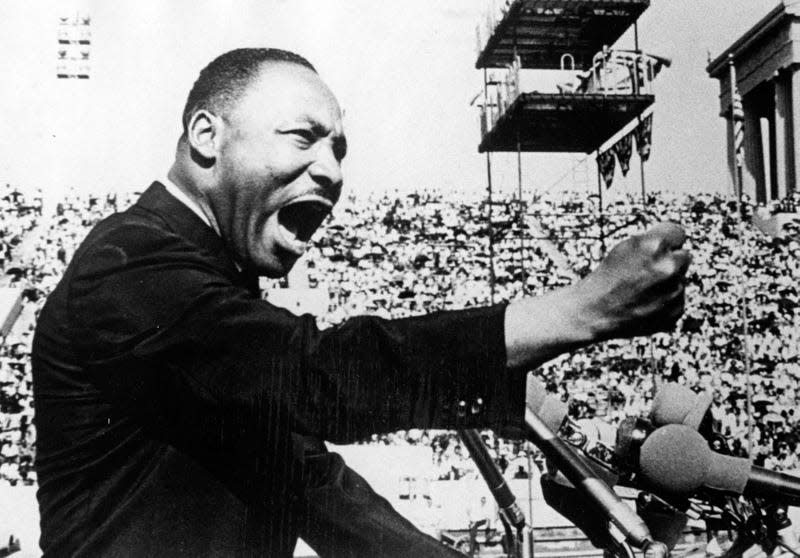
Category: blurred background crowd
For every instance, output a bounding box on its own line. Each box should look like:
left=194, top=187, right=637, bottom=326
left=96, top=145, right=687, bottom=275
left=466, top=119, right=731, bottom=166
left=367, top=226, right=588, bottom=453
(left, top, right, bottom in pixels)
left=2, top=184, right=800, bottom=487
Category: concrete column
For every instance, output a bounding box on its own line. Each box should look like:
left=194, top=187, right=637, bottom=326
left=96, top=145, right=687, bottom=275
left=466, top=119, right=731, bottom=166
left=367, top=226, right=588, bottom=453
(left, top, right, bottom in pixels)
left=726, top=116, right=737, bottom=195
left=743, top=95, right=764, bottom=203
left=775, top=73, right=791, bottom=199
left=791, top=68, right=800, bottom=193
left=766, top=115, right=778, bottom=200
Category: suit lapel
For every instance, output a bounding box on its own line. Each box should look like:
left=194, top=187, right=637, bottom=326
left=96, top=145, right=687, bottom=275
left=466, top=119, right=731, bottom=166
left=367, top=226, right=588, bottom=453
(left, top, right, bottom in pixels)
left=135, top=182, right=258, bottom=293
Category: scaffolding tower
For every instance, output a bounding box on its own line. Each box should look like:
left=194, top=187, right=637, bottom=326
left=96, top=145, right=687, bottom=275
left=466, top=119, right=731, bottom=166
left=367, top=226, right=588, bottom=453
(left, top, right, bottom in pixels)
left=475, top=0, right=661, bottom=300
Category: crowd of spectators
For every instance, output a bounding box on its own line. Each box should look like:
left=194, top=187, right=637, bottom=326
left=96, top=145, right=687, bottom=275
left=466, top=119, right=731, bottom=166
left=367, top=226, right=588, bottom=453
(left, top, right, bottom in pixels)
left=2, top=185, right=800, bottom=487
left=0, top=184, right=43, bottom=486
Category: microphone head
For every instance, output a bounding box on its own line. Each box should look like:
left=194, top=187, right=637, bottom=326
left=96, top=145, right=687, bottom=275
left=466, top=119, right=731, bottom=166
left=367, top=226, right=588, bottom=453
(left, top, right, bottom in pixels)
left=704, top=450, right=750, bottom=495
left=650, top=383, right=712, bottom=431
left=639, top=424, right=710, bottom=496
left=527, top=376, right=568, bottom=433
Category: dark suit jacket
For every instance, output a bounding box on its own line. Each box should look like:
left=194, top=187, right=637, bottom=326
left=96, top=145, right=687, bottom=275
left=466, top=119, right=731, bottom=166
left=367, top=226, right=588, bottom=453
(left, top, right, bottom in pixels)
left=32, top=182, right=525, bottom=557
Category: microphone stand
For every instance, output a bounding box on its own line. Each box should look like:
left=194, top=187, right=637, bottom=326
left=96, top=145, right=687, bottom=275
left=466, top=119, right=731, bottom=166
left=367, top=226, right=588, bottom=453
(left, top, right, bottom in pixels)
left=719, top=502, right=800, bottom=558
left=524, top=409, right=669, bottom=558
left=459, top=429, right=533, bottom=558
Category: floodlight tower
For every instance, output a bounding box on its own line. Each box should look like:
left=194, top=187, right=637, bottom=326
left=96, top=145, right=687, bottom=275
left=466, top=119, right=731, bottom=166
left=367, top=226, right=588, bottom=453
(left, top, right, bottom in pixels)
left=56, top=11, right=91, bottom=79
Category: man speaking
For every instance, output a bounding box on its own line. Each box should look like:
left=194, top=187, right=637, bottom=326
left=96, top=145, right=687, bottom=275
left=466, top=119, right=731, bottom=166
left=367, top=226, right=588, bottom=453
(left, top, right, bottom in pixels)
left=32, top=48, right=690, bottom=557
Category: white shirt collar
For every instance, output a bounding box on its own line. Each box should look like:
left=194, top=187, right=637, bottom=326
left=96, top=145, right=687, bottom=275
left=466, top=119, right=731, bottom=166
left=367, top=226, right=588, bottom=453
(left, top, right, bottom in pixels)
left=161, top=177, right=242, bottom=272
left=161, top=177, right=214, bottom=231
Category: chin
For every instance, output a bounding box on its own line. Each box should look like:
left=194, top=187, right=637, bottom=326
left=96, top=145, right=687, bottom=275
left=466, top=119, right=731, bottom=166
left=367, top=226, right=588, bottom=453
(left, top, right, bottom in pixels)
left=261, top=265, right=292, bottom=279
left=255, top=253, right=299, bottom=279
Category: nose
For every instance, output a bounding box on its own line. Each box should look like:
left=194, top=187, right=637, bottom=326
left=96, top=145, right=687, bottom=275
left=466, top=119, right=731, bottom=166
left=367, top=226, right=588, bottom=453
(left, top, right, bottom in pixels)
left=308, top=143, right=343, bottom=193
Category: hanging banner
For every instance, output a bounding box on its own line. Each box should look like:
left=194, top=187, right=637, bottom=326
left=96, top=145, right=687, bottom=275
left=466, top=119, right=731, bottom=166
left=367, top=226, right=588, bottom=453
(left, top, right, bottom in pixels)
left=634, top=114, right=653, bottom=161
left=612, top=132, right=634, bottom=176
left=597, top=150, right=616, bottom=189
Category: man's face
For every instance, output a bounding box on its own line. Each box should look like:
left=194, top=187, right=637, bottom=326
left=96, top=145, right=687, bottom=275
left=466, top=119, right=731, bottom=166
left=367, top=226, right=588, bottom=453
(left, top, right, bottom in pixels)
left=208, top=63, right=346, bottom=277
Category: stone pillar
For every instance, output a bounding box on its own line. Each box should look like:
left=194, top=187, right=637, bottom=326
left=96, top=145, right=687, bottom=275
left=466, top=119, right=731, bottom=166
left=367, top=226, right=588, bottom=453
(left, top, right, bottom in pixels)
left=726, top=116, right=737, bottom=195
left=775, top=72, right=791, bottom=199
left=791, top=67, right=800, bottom=194
left=743, top=94, right=765, bottom=203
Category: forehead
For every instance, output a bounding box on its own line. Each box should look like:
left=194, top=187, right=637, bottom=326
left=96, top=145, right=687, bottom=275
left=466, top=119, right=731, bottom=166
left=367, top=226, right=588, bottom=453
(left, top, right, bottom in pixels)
left=229, top=63, right=343, bottom=131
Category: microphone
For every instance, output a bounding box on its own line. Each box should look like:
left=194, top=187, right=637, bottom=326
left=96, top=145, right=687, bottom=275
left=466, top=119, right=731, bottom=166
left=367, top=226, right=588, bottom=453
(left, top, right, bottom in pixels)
left=649, top=382, right=713, bottom=433
left=459, top=429, right=526, bottom=529
left=639, top=424, right=800, bottom=506
left=526, top=376, right=569, bottom=433
left=525, top=407, right=655, bottom=548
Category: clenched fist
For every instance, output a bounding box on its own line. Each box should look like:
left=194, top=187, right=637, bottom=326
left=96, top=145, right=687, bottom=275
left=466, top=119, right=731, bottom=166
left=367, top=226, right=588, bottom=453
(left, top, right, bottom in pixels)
left=575, top=221, right=690, bottom=340
left=504, top=222, right=691, bottom=370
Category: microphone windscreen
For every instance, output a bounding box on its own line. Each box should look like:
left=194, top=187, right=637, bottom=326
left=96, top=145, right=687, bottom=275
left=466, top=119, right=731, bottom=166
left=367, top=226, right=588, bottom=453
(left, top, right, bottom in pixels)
left=538, top=397, right=569, bottom=434
left=682, top=391, right=713, bottom=431
left=526, top=377, right=568, bottom=433
left=650, top=383, right=713, bottom=431
left=705, top=451, right=750, bottom=495
left=526, top=376, right=548, bottom=412
left=639, top=424, right=709, bottom=496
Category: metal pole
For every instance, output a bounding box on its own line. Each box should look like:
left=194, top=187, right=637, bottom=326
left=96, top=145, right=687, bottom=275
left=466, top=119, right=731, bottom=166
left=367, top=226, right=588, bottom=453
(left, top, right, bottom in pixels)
left=729, top=54, right=753, bottom=457
left=526, top=447, right=535, bottom=557
left=487, top=152, right=496, bottom=305
left=639, top=151, right=647, bottom=209
left=484, top=67, right=496, bottom=304
left=517, top=131, right=527, bottom=294
left=633, top=22, right=640, bottom=96
left=513, top=24, right=528, bottom=296
left=597, top=154, right=606, bottom=256
left=634, top=21, right=646, bottom=208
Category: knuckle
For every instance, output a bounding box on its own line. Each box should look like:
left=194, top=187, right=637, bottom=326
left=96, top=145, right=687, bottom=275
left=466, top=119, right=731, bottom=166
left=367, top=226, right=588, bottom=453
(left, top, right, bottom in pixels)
left=637, top=234, right=660, bottom=256
left=661, top=259, right=679, bottom=279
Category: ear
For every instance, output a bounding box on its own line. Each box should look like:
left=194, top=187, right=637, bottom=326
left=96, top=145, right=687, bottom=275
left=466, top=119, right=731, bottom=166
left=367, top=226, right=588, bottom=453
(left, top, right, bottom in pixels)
left=186, top=109, right=221, bottom=161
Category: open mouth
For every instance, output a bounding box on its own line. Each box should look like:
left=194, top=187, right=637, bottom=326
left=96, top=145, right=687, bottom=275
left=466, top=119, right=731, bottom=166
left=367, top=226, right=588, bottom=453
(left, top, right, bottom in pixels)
left=276, top=196, right=332, bottom=254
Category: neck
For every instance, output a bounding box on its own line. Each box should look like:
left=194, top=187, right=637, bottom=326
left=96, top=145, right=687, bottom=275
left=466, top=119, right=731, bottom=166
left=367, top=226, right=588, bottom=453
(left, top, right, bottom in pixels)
left=167, top=158, right=222, bottom=236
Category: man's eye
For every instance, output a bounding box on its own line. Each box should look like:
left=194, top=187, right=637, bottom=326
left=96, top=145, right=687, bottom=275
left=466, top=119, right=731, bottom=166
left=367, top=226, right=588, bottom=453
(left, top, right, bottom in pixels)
left=289, top=130, right=315, bottom=145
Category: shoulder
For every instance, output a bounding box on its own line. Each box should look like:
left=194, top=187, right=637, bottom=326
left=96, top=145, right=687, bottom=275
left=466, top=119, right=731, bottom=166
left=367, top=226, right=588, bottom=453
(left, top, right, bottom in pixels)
left=70, top=205, right=224, bottom=281
left=76, top=207, right=186, bottom=265
left=61, top=207, right=244, bottom=357
left=65, top=205, right=234, bottom=322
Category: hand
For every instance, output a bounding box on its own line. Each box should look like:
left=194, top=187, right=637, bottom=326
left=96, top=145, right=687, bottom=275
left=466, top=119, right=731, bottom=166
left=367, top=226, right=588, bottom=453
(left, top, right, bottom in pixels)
left=574, top=221, right=690, bottom=340
left=504, top=222, right=690, bottom=370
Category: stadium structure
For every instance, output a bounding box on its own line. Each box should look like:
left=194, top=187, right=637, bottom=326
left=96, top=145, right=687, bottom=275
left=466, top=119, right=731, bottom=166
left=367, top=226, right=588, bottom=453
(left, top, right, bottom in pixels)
left=707, top=0, right=800, bottom=236
left=474, top=0, right=666, bottom=302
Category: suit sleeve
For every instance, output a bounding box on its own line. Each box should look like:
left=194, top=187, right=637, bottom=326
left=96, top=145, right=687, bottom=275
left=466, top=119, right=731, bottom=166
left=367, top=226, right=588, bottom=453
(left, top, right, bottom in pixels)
left=67, top=222, right=525, bottom=473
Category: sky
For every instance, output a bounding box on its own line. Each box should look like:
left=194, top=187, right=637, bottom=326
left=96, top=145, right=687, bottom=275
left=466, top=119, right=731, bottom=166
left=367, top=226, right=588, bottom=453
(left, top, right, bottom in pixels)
left=0, top=0, right=784, bottom=200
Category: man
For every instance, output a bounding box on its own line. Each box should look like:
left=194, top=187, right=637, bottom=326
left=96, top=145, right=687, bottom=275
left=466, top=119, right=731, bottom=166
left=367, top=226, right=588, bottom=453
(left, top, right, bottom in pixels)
left=32, top=48, right=689, bottom=556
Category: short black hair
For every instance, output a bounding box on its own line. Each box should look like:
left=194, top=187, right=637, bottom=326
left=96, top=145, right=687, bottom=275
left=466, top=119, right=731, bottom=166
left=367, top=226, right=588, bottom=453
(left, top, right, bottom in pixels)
left=181, top=48, right=316, bottom=134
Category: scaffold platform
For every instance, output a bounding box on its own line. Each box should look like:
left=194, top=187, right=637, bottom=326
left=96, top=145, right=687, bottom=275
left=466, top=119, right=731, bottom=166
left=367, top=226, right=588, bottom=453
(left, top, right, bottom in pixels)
left=478, top=92, right=653, bottom=153
left=476, top=0, right=650, bottom=70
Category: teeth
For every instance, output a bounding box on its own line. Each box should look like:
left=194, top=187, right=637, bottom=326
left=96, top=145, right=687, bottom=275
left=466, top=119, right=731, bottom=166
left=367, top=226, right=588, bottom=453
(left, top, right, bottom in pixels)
left=276, top=222, right=308, bottom=254
left=286, top=194, right=333, bottom=209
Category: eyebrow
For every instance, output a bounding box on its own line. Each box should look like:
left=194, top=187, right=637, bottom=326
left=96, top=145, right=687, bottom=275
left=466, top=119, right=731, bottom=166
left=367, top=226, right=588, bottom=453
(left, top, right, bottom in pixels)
left=291, top=116, right=348, bottom=160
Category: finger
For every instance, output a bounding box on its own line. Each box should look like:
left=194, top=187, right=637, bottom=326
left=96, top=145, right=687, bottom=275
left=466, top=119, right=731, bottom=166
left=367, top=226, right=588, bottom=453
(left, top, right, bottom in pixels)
left=643, top=221, right=686, bottom=251
left=647, top=249, right=691, bottom=289
left=635, top=283, right=685, bottom=334
left=657, top=248, right=692, bottom=280
left=658, top=284, right=686, bottom=330
left=672, top=249, right=692, bottom=278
